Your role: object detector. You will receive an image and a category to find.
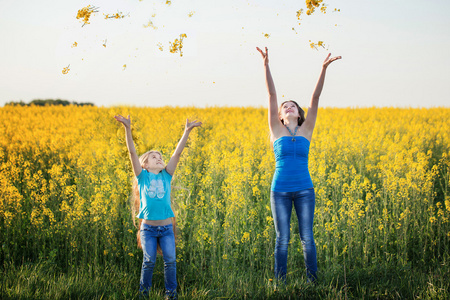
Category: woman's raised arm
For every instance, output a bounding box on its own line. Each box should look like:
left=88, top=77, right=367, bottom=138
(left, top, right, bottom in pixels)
left=257, top=47, right=281, bottom=136
left=302, top=53, right=342, bottom=137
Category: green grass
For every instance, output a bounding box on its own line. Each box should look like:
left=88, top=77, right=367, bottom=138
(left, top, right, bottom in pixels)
left=1, top=259, right=448, bottom=299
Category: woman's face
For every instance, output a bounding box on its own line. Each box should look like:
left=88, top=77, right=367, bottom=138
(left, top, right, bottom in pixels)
left=280, top=101, right=299, bottom=122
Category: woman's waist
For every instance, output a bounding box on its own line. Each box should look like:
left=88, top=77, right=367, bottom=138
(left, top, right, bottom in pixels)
left=274, top=164, right=310, bottom=174
left=274, top=157, right=309, bottom=166
left=271, top=176, right=314, bottom=192
left=272, top=169, right=313, bottom=185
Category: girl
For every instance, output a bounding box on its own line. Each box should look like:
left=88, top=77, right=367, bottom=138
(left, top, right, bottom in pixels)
left=115, top=114, right=201, bottom=299
left=256, top=47, right=341, bottom=283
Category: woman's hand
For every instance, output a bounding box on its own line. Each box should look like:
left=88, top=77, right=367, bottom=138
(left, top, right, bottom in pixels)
left=256, top=47, right=269, bottom=66
left=323, top=53, right=342, bottom=69
left=185, top=119, right=202, bottom=132
left=114, top=114, right=131, bottom=129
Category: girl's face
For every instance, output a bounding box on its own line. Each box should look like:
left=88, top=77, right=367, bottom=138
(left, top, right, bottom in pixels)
left=280, top=101, right=299, bottom=121
left=143, top=152, right=165, bottom=172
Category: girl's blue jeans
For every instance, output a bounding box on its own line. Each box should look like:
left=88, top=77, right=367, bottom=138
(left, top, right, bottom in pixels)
left=140, top=223, right=177, bottom=298
left=270, top=188, right=317, bottom=282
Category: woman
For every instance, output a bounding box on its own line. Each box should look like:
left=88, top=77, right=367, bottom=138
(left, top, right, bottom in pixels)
left=256, top=47, right=341, bottom=283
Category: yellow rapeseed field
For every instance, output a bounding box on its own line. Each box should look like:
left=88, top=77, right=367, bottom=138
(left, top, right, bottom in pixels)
left=0, top=105, right=449, bottom=272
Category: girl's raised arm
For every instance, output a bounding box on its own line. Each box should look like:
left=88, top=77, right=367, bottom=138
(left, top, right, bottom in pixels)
left=114, top=114, right=143, bottom=177
left=302, top=53, right=342, bottom=137
left=256, top=47, right=282, bottom=138
left=165, top=119, right=202, bottom=176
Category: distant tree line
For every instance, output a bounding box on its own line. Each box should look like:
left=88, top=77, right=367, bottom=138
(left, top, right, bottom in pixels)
left=5, top=99, right=95, bottom=106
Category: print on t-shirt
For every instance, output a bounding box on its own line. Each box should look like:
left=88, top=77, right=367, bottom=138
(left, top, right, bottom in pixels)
left=146, top=179, right=165, bottom=199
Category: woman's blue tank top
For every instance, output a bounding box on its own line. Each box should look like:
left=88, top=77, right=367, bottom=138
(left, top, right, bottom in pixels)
left=271, top=136, right=314, bottom=192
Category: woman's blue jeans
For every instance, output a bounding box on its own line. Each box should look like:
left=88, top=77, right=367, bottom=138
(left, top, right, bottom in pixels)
left=270, top=188, right=317, bottom=282
left=140, top=223, right=177, bottom=298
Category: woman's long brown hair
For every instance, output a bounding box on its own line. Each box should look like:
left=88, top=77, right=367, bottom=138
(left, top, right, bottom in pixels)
left=279, top=100, right=306, bottom=126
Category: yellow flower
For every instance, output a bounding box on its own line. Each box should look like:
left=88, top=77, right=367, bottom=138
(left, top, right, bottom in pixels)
left=76, top=5, right=99, bottom=27
left=169, top=34, right=187, bottom=56
left=306, top=0, right=324, bottom=15
left=308, top=39, right=327, bottom=50
left=144, top=20, right=157, bottom=30
left=296, top=9, right=303, bottom=20
left=104, top=12, right=127, bottom=19
left=62, top=65, right=70, bottom=74
left=241, top=232, right=250, bottom=243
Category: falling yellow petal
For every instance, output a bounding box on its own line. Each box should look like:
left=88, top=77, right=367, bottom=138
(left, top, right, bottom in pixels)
left=144, top=20, right=157, bottom=29
left=169, top=33, right=187, bottom=57
left=309, top=40, right=326, bottom=51
left=104, top=12, right=128, bottom=19
left=76, top=5, right=99, bottom=27
left=306, top=0, right=323, bottom=15
left=62, top=65, right=70, bottom=75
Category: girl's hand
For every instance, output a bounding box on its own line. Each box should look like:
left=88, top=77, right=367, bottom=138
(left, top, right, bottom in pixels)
left=256, top=47, right=269, bottom=66
left=114, top=114, right=131, bottom=129
left=185, top=119, right=202, bottom=131
left=323, top=53, right=342, bottom=69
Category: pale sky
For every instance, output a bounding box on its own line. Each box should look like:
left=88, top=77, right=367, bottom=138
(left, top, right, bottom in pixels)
left=1, top=0, right=449, bottom=108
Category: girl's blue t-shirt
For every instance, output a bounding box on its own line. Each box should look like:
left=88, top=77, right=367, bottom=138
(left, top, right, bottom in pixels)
left=136, top=169, right=175, bottom=220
